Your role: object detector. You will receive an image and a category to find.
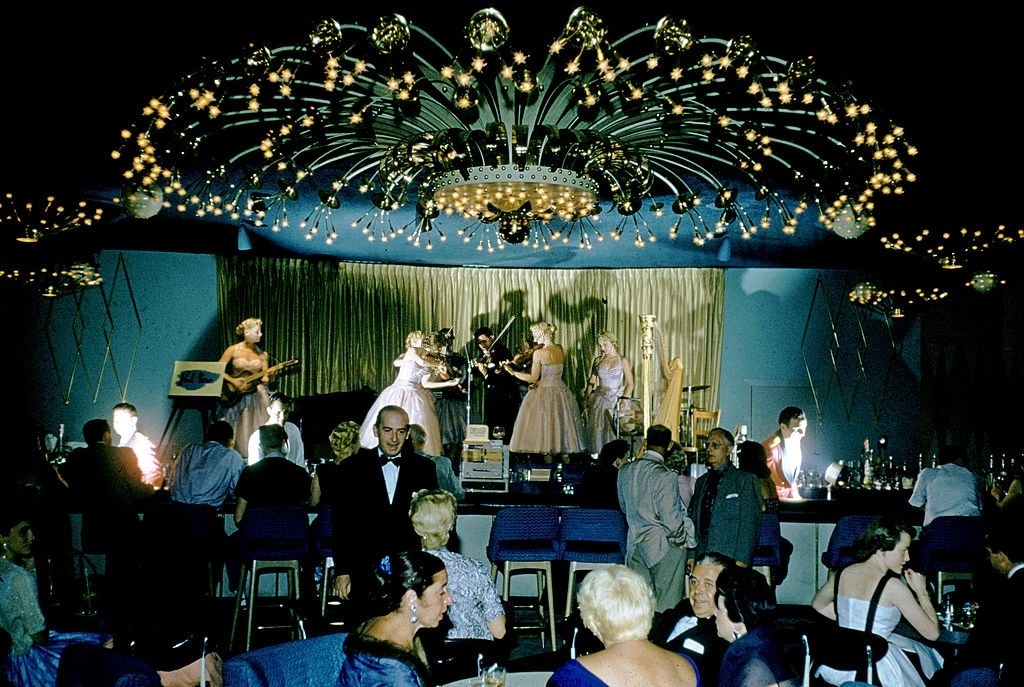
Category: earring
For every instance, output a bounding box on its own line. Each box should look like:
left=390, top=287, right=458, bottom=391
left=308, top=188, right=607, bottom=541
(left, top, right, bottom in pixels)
left=409, top=603, right=418, bottom=624
left=732, top=630, right=741, bottom=640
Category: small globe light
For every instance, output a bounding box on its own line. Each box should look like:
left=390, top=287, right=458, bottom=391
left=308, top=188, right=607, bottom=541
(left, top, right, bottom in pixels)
left=851, top=281, right=877, bottom=304
left=121, top=185, right=164, bottom=219
left=971, top=270, right=997, bottom=293
left=830, top=206, right=870, bottom=239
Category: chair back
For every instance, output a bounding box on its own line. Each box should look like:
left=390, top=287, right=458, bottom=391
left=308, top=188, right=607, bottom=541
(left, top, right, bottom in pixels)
left=821, top=514, right=876, bottom=570
left=751, top=513, right=782, bottom=569
left=311, top=504, right=335, bottom=558
left=222, top=632, right=347, bottom=687
left=238, top=504, right=311, bottom=561
left=687, top=408, right=721, bottom=450
left=486, top=506, right=560, bottom=562
left=557, top=507, right=627, bottom=564
left=916, top=515, right=986, bottom=573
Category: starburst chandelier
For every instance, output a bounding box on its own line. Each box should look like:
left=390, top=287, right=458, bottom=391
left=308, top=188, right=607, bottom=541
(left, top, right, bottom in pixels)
left=114, top=7, right=915, bottom=255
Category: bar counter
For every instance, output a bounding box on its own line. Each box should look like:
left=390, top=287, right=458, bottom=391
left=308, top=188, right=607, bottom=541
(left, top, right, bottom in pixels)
left=456, top=483, right=921, bottom=605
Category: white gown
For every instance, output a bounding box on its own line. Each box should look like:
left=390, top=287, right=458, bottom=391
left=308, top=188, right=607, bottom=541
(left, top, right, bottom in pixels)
left=816, top=595, right=944, bottom=687
left=583, top=360, right=626, bottom=454
left=359, top=357, right=443, bottom=456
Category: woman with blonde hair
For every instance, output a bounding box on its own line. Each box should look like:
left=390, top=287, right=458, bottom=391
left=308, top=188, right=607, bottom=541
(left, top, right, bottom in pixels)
left=548, top=565, right=698, bottom=686
left=502, top=322, right=584, bottom=458
left=358, top=330, right=460, bottom=456
left=583, top=331, right=635, bottom=455
left=310, top=420, right=360, bottom=507
left=218, top=317, right=273, bottom=459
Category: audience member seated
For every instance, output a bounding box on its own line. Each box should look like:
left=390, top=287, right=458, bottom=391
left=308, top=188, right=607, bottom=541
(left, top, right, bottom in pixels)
left=225, top=424, right=310, bottom=593
left=54, top=642, right=222, bottom=687
left=245, top=392, right=306, bottom=470
left=653, top=552, right=732, bottom=687
left=309, top=421, right=361, bottom=508
left=337, top=551, right=452, bottom=687
left=811, top=516, right=943, bottom=687
left=908, top=444, right=982, bottom=527
left=714, top=566, right=801, bottom=687
left=548, top=565, right=698, bottom=687
left=936, top=511, right=1023, bottom=686
left=1, top=503, right=112, bottom=687
left=409, top=490, right=506, bottom=681
left=167, top=420, right=244, bottom=509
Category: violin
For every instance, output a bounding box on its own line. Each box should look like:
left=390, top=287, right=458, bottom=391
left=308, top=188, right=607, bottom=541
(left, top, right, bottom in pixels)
left=506, top=341, right=543, bottom=372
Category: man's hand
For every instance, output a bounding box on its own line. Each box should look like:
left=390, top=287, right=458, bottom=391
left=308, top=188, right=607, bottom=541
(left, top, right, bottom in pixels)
left=333, top=573, right=352, bottom=600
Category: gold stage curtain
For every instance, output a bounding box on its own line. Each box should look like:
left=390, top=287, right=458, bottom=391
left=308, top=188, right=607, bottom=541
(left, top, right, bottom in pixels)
left=216, top=257, right=724, bottom=420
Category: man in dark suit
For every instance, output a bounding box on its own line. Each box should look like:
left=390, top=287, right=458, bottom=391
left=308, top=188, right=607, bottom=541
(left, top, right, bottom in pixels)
left=942, top=512, right=1024, bottom=686
left=331, top=405, right=438, bottom=614
left=472, top=326, right=521, bottom=439
left=59, top=418, right=153, bottom=647
left=653, top=552, right=732, bottom=687
left=688, top=427, right=762, bottom=567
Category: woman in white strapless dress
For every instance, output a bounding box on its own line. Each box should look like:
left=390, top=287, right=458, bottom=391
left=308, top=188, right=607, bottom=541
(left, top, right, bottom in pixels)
left=502, top=321, right=584, bottom=456
left=359, top=331, right=459, bottom=456
left=582, top=331, right=634, bottom=455
left=811, top=517, right=944, bottom=687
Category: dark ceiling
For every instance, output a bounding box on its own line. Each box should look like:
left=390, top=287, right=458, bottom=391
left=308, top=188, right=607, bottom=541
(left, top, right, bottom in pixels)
left=2, top=2, right=1019, bottom=275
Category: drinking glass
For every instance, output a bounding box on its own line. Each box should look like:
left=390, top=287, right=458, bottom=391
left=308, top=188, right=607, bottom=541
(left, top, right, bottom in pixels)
left=492, top=426, right=506, bottom=441
left=483, top=666, right=506, bottom=687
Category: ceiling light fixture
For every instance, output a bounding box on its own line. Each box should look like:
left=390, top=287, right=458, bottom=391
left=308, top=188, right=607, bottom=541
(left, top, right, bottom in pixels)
left=114, top=8, right=916, bottom=256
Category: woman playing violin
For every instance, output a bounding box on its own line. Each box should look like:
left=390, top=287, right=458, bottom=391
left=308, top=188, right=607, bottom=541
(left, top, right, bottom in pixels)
left=358, top=330, right=461, bottom=456
left=501, top=322, right=584, bottom=459
left=426, top=329, right=469, bottom=458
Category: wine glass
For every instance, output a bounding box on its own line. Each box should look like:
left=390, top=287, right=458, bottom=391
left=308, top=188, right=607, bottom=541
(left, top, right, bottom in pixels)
left=492, top=426, right=506, bottom=441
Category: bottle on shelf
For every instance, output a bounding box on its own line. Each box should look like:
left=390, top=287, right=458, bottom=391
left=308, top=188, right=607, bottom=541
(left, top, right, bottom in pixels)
left=861, top=437, right=874, bottom=489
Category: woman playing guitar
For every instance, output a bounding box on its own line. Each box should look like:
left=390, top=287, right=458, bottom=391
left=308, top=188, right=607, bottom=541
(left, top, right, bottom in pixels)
left=218, top=317, right=274, bottom=461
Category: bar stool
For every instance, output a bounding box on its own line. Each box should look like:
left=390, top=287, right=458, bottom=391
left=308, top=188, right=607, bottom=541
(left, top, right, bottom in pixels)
left=486, top=505, right=560, bottom=649
left=751, top=512, right=782, bottom=585
left=311, top=504, right=336, bottom=618
left=821, top=514, right=876, bottom=570
left=230, top=504, right=311, bottom=651
left=558, top=507, right=627, bottom=619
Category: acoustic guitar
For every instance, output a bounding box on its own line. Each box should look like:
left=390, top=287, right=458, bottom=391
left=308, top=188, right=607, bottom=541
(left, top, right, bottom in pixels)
left=220, top=358, right=299, bottom=406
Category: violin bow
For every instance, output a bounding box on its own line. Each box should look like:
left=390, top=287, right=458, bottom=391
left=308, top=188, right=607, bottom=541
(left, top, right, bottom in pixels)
left=484, top=316, right=516, bottom=355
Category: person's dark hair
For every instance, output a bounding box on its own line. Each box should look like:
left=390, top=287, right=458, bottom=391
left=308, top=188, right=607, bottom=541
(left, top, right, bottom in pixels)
left=778, top=406, right=805, bottom=425
left=205, top=420, right=234, bottom=445
left=0, top=503, right=31, bottom=537
left=268, top=391, right=293, bottom=414
left=82, top=418, right=110, bottom=444
left=597, top=439, right=630, bottom=468
left=645, top=424, right=672, bottom=449
left=258, top=424, right=287, bottom=452
left=738, top=440, right=770, bottom=479
left=708, top=427, right=735, bottom=447
left=987, top=513, right=1024, bottom=562
left=715, top=566, right=777, bottom=629
left=364, top=550, right=445, bottom=617
left=852, top=516, right=915, bottom=561
left=936, top=444, right=967, bottom=467
left=112, top=402, right=138, bottom=418
left=473, top=326, right=494, bottom=339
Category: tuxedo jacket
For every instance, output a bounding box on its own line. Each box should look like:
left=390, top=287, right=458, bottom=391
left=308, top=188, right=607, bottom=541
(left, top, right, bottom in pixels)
left=654, top=599, right=726, bottom=687
left=331, top=445, right=439, bottom=578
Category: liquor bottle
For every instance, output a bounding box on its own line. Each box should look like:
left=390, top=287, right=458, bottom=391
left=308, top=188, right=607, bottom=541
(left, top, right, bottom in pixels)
left=862, top=438, right=874, bottom=489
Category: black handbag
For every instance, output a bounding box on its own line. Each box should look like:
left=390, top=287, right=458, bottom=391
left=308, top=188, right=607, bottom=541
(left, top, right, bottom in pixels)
left=814, top=567, right=894, bottom=685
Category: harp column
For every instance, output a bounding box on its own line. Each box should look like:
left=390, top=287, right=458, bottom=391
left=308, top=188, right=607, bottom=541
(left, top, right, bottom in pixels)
left=639, top=314, right=656, bottom=434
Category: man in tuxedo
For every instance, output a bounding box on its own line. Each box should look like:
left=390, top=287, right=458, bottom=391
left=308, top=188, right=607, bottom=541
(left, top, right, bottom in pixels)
left=473, top=326, right=521, bottom=440
left=654, top=552, right=732, bottom=687
left=331, top=405, right=438, bottom=613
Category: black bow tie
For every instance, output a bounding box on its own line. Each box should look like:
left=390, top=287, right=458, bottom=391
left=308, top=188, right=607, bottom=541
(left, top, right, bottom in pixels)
left=379, top=453, right=404, bottom=467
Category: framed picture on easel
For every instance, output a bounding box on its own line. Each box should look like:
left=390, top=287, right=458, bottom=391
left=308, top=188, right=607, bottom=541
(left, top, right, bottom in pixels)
left=167, top=360, right=226, bottom=398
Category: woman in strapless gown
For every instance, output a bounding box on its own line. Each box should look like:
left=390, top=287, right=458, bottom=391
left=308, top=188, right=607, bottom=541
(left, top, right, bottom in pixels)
left=811, top=516, right=944, bottom=687
left=583, top=331, right=634, bottom=455
left=359, top=331, right=458, bottom=457
left=218, top=317, right=271, bottom=460
left=502, top=322, right=584, bottom=456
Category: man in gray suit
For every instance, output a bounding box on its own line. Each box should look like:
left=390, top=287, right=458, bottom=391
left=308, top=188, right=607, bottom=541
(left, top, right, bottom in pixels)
left=617, top=423, right=696, bottom=613
left=688, top=427, right=763, bottom=568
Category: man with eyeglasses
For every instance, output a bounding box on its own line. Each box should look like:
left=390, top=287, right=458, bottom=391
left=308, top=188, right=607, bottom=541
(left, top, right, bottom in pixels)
left=687, top=428, right=762, bottom=568
left=472, top=326, right=521, bottom=441
left=761, top=406, right=808, bottom=499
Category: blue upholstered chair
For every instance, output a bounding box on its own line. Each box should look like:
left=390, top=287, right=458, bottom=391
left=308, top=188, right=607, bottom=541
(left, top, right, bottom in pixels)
left=821, top=514, right=876, bottom=570
left=222, top=632, right=347, bottom=687
left=486, top=506, right=560, bottom=649
left=751, top=512, right=783, bottom=585
left=310, top=504, right=335, bottom=618
left=557, top=507, right=627, bottom=619
left=916, top=515, right=987, bottom=603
